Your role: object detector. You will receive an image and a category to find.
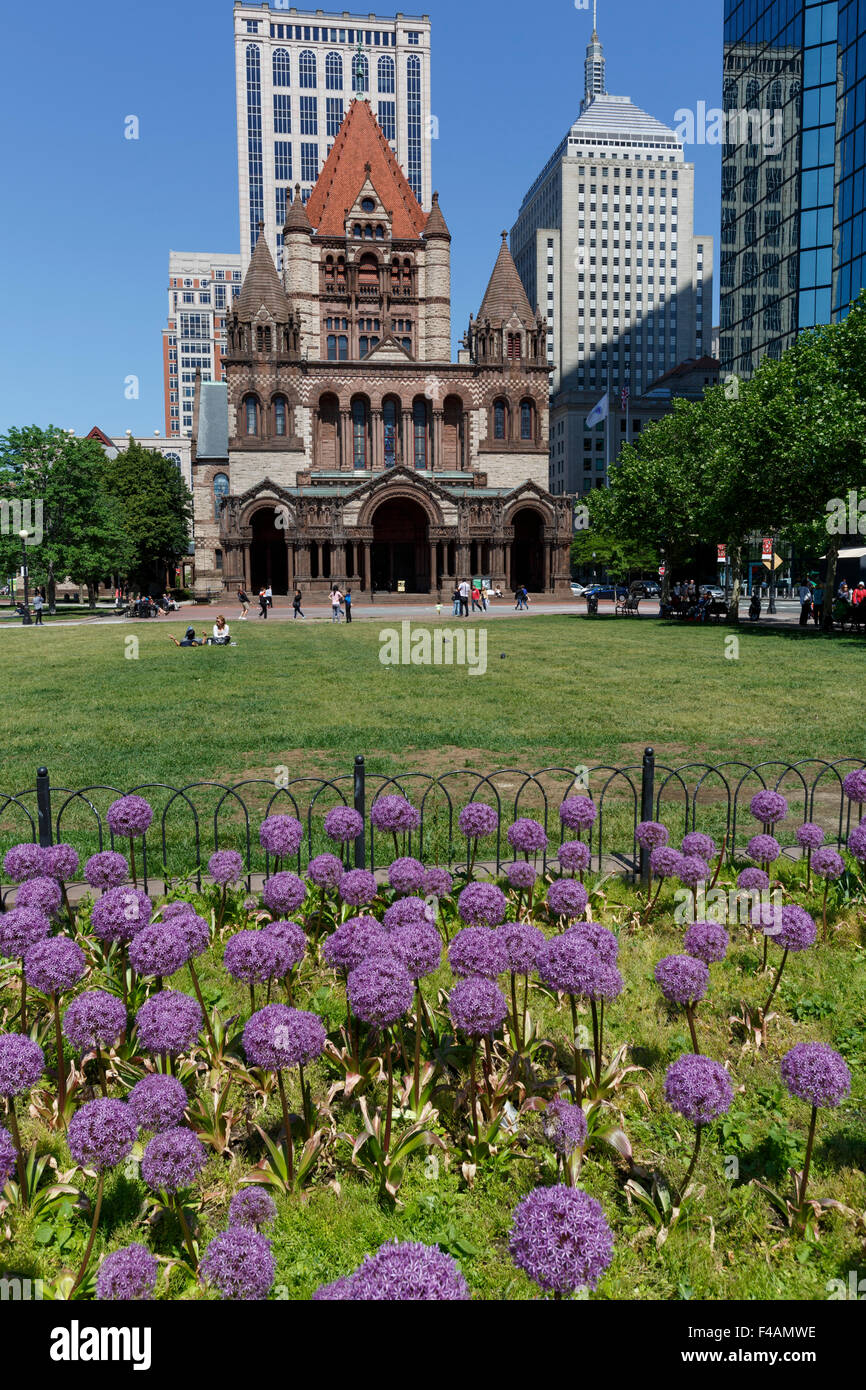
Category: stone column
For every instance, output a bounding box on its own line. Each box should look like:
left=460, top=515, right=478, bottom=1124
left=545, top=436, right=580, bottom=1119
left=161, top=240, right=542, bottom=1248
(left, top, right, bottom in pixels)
left=429, top=540, right=437, bottom=592
left=362, top=542, right=371, bottom=592
left=402, top=409, right=414, bottom=468
left=296, top=543, right=311, bottom=579
left=333, top=543, right=346, bottom=583
left=371, top=409, right=383, bottom=470
left=541, top=540, right=549, bottom=592
left=340, top=410, right=352, bottom=470
left=286, top=544, right=295, bottom=593
left=432, top=409, right=443, bottom=471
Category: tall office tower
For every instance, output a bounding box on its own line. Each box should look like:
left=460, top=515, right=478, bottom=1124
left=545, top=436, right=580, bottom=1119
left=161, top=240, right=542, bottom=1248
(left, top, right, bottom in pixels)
left=511, top=14, right=713, bottom=497
left=720, top=0, right=865, bottom=378
left=162, top=252, right=242, bottom=438
left=234, top=4, right=432, bottom=268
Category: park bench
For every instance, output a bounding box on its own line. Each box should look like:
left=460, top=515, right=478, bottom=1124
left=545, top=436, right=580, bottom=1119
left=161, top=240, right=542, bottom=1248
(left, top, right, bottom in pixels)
left=615, top=595, right=641, bottom=617
left=706, top=600, right=729, bottom=624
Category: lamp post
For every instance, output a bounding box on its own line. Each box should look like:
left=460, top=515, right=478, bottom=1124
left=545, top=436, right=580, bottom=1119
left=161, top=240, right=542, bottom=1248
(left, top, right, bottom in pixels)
left=18, top=530, right=32, bottom=624
left=768, top=533, right=777, bottom=615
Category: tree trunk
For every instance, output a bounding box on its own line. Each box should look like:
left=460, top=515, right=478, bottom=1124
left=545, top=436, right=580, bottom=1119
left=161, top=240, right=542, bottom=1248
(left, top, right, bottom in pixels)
left=823, top=533, right=840, bottom=632
left=86, top=581, right=97, bottom=610
left=47, top=560, right=56, bottom=615
left=726, top=541, right=742, bottom=624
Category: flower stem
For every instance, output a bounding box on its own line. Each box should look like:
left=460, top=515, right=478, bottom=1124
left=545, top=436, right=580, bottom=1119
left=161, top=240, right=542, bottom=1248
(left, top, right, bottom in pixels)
left=469, top=1043, right=480, bottom=1142
left=510, top=972, right=522, bottom=1053
left=822, top=881, right=829, bottom=944
left=709, top=833, right=728, bottom=891
left=413, top=989, right=422, bottom=1113
left=174, top=1195, right=198, bottom=1270
left=590, top=999, right=602, bottom=1086
left=20, top=973, right=27, bottom=1035
left=71, top=1170, right=104, bottom=1293
left=681, top=1123, right=703, bottom=1195
left=52, top=992, right=67, bottom=1118
left=569, top=995, right=583, bottom=1101
left=187, top=960, right=216, bottom=1049
left=298, top=1062, right=311, bottom=1139
left=276, top=1069, right=294, bottom=1185
left=6, top=1101, right=28, bottom=1207
left=129, top=838, right=137, bottom=890
left=383, top=1033, right=394, bottom=1160
left=763, top=948, right=788, bottom=1016
left=685, top=1003, right=700, bottom=1055
left=96, top=1049, right=108, bottom=1098
left=798, top=1105, right=819, bottom=1214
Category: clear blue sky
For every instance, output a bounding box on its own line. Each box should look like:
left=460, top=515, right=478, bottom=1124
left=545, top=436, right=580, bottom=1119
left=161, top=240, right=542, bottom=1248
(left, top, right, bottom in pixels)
left=0, top=0, right=722, bottom=436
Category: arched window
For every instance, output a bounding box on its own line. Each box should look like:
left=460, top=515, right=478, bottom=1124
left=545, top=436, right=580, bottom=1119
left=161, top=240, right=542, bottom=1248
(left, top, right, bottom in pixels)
left=338, top=335, right=348, bottom=360
left=378, top=55, right=395, bottom=93
left=164, top=451, right=182, bottom=471
left=383, top=398, right=398, bottom=467
left=353, top=52, right=369, bottom=93
left=507, top=332, right=521, bottom=360
left=352, top=399, right=368, bottom=469
left=273, top=48, right=291, bottom=87
left=360, top=336, right=369, bottom=356
left=493, top=400, right=507, bottom=440
left=244, top=396, right=259, bottom=436
left=255, top=325, right=272, bottom=352
left=520, top=400, right=534, bottom=441
left=375, top=225, right=384, bottom=239
left=358, top=252, right=378, bottom=286
left=327, top=334, right=337, bottom=360
left=413, top=399, right=428, bottom=469
left=353, top=224, right=362, bottom=238
left=364, top=224, right=374, bottom=239
left=299, top=49, right=317, bottom=88
left=325, top=51, right=342, bottom=90
left=745, top=78, right=760, bottom=107
left=274, top=396, right=288, bottom=436
left=401, top=337, right=412, bottom=353
left=213, top=473, right=229, bottom=522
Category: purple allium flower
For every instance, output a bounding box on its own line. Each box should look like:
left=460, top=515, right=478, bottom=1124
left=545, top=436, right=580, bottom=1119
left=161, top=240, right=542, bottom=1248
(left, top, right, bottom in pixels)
left=750, top=790, right=788, bottom=825
left=750, top=899, right=782, bottom=934
left=229, top=1187, right=277, bottom=1231
left=259, top=814, right=303, bottom=860
left=107, top=795, right=153, bottom=839
left=0, top=1034, right=44, bottom=1096
left=262, top=872, right=307, bottom=916
left=96, top=1245, right=158, bottom=1301
left=370, top=795, right=421, bottom=834
left=654, top=954, right=709, bottom=1005
left=424, top=867, right=453, bottom=899
left=383, top=896, right=429, bottom=931
left=389, top=921, right=441, bottom=979
left=650, top=846, right=684, bottom=879
left=201, top=1228, right=275, bottom=1301
left=448, top=976, right=508, bottom=1037
left=678, top=856, right=710, bottom=890
left=141, top=1127, right=207, bottom=1194
left=636, top=821, right=669, bottom=850
left=558, top=840, right=592, bottom=874
left=564, top=921, right=619, bottom=964
left=842, top=769, right=866, bottom=805
left=0, top=1126, right=17, bottom=1187
left=848, top=823, right=866, bottom=862
left=135, top=991, right=202, bottom=1056
left=781, top=1042, right=851, bottom=1109
left=324, top=806, right=364, bottom=844
left=314, top=1241, right=469, bottom=1301
left=748, top=834, right=781, bottom=865
left=91, top=887, right=152, bottom=944
left=664, top=1054, right=733, bottom=1124
left=796, top=822, right=825, bottom=851
left=681, top=832, right=716, bottom=861
left=224, top=930, right=281, bottom=984
left=684, top=921, right=729, bottom=965
left=307, top=853, right=345, bottom=890
left=127, top=1074, right=188, bottom=1132
left=243, top=1004, right=326, bottom=1069
left=84, top=850, right=129, bottom=891
left=507, top=818, right=549, bottom=855
left=457, top=881, right=507, bottom=928
left=536, top=935, right=603, bottom=998
left=262, top=920, right=306, bottom=973
left=811, top=847, right=845, bottom=881
left=63, top=991, right=126, bottom=1052
left=0, top=906, right=50, bottom=960
left=559, top=796, right=597, bottom=831
left=737, top=867, right=770, bottom=892
left=347, top=957, right=413, bottom=1026
left=510, top=1185, right=613, bottom=1295
left=448, top=925, right=508, bottom=979
left=15, top=876, right=63, bottom=920
left=23, top=937, right=86, bottom=996
left=505, top=860, right=537, bottom=890
left=775, top=905, right=817, bottom=952
left=2, top=843, right=44, bottom=883
left=209, top=850, right=244, bottom=886
left=68, top=1098, right=138, bottom=1171
left=323, top=917, right=392, bottom=973
left=171, top=910, right=210, bottom=959
left=128, top=923, right=189, bottom=980
left=40, top=844, right=78, bottom=883
left=458, top=803, right=499, bottom=839
left=498, top=921, right=545, bottom=975
left=547, top=878, right=588, bottom=920
left=543, top=1097, right=588, bottom=1156
left=339, top=869, right=378, bottom=908
left=387, top=857, right=426, bottom=896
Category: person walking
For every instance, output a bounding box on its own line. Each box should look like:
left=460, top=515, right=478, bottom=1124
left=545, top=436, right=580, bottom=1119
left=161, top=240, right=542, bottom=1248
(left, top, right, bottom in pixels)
left=812, top=582, right=825, bottom=627
left=451, top=584, right=461, bottom=617
left=292, top=587, right=305, bottom=619
left=344, top=588, right=353, bottom=624
left=471, top=584, right=484, bottom=614
left=33, top=593, right=44, bottom=626
left=458, top=577, right=470, bottom=618
left=258, top=588, right=269, bottom=619
left=797, top=579, right=813, bottom=627
left=330, top=587, right=343, bottom=622
left=237, top=587, right=250, bottom=620
left=265, top=584, right=273, bottom=610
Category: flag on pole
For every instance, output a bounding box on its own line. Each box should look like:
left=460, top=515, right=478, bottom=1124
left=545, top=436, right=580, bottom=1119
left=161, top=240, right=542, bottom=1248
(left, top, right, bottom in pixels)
left=620, top=385, right=630, bottom=412
left=585, top=392, right=609, bottom=429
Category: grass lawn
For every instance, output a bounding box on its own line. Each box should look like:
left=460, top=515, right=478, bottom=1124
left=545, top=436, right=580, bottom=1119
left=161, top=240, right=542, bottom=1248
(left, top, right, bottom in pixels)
left=0, top=615, right=863, bottom=793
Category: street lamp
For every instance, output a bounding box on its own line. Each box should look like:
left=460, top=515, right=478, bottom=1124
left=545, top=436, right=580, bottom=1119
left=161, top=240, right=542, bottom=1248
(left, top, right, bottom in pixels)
left=18, top=530, right=32, bottom=624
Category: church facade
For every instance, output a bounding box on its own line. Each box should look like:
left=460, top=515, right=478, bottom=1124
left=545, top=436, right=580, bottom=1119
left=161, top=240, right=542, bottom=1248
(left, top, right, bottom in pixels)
left=191, top=99, right=574, bottom=597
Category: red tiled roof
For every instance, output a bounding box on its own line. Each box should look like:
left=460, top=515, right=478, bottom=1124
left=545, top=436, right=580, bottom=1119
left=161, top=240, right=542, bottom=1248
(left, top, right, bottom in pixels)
left=305, top=99, right=427, bottom=240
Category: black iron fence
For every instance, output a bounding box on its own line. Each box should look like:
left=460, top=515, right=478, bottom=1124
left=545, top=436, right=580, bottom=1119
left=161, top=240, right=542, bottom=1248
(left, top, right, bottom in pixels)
left=1, top=752, right=864, bottom=903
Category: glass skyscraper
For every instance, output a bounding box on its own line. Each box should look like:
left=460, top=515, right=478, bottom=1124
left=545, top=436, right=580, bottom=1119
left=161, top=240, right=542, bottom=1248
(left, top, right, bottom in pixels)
left=720, top=0, right=865, bottom=376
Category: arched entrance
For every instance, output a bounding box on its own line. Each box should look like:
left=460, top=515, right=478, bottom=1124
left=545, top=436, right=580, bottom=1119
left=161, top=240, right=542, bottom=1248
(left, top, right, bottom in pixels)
left=371, top=497, right=430, bottom=593
left=250, top=507, right=289, bottom=594
left=510, top=507, right=545, bottom=593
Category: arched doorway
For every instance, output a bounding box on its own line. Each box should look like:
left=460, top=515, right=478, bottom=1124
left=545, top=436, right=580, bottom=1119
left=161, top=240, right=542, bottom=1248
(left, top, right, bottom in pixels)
left=250, top=507, right=289, bottom=594
left=371, top=497, right=430, bottom=593
left=510, top=508, right=545, bottom=593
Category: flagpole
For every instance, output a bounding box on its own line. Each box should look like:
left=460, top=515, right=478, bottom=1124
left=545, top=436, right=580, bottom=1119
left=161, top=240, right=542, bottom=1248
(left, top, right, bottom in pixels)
left=605, top=371, right=611, bottom=487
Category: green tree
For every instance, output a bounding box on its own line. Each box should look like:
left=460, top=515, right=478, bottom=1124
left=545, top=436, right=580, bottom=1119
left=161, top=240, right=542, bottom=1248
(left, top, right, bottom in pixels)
left=104, top=440, right=193, bottom=593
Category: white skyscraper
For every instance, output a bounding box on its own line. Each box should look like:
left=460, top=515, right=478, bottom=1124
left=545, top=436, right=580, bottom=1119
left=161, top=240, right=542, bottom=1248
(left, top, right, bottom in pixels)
left=233, top=4, right=432, bottom=267
left=511, top=13, right=713, bottom=496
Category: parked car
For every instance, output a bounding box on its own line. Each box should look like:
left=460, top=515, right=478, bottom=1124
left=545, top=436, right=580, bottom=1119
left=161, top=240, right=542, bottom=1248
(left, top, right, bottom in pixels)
left=700, top=585, right=726, bottom=600
left=629, top=580, right=660, bottom=598
left=570, top=581, right=587, bottom=596
left=584, top=584, right=629, bottom=602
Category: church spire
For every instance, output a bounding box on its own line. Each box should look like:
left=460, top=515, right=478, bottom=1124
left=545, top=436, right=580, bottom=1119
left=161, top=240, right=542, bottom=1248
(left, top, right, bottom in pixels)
left=582, top=1, right=606, bottom=111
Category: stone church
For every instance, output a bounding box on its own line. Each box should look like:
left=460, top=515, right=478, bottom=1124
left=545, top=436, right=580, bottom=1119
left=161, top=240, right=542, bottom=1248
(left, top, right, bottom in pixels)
left=191, top=99, right=574, bottom=597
